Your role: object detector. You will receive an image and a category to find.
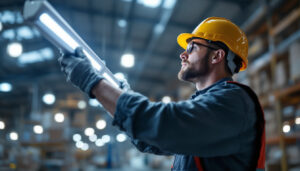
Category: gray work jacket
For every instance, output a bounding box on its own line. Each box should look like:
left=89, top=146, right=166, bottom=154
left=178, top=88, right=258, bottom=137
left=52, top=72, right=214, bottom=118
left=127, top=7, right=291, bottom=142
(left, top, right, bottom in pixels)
left=113, top=77, right=260, bottom=171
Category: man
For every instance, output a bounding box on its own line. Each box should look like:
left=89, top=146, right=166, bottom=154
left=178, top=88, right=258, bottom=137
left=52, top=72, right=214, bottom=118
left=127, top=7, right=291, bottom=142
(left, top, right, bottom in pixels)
left=59, top=17, right=265, bottom=171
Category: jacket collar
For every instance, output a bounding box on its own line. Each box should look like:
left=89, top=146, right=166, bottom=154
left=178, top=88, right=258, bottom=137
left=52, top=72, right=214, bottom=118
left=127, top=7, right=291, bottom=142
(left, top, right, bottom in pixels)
left=191, top=77, right=233, bottom=99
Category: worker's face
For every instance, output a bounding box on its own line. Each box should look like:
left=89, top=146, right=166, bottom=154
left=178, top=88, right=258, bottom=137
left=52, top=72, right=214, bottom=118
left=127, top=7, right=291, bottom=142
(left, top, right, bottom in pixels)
left=178, top=39, right=213, bottom=82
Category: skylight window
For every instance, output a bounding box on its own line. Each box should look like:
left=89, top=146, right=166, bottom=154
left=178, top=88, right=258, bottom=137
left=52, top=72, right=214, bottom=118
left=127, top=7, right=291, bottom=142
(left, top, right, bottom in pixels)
left=163, top=0, right=176, bottom=9
left=137, top=0, right=162, bottom=8
left=2, top=29, right=15, bottom=40
left=18, top=47, right=54, bottom=64
left=17, top=26, right=34, bottom=39
left=1, top=10, right=15, bottom=24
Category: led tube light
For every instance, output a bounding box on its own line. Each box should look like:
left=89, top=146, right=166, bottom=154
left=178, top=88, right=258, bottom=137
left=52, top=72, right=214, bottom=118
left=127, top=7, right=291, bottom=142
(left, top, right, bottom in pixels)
left=23, top=0, right=119, bottom=87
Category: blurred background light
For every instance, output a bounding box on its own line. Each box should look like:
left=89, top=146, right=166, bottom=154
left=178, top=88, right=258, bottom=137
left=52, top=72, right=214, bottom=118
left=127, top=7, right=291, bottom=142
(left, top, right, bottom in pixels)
left=163, top=0, right=176, bottom=9
left=121, top=54, right=135, bottom=68
left=114, top=72, right=125, bottom=80
left=295, top=117, right=300, bottom=125
left=33, top=125, right=43, bottom=134
left=118, top=19, right=127, bottom=28
left=73, top=134, right=81, bottom=142
left=18, top=47, right=54, bottom=64
left=162, top=96, right=171, bottom=103
left=84, top=127, right=94, bottom=136
left=75, top=141, right=84, bottom=148
left=95, top=139, right=104, bottom=147
left=42, top=93, right=55, bottom=105
left=138, top=0, right=161, bottom=8
left=0, top=82, right=12, bottom=92
left=102, top=135, right=111, bottom=143
left=96, top=119, right=106, bottom=130
left=89, top=99, right=100, bottom=107
left=77, top=100, right=86, bottom=109
left=7, top=42, right=23, bottom=57
left=9, top=132, right=18, bottom=141
left=283, top=124, right=291, bottom=133
left=116, top=133, right=127, bottom=142
left=0, top=121, right=5, bottom=130
left=54, top=113, right=64, bottom=123
left=81, top=143, right=89, bottom=151
left=89, top=134, right=97, bottom=142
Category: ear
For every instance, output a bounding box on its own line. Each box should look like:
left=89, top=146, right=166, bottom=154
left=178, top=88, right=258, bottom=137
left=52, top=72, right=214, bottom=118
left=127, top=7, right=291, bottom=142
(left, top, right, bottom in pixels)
left=211, top=49, right=226, bottom=64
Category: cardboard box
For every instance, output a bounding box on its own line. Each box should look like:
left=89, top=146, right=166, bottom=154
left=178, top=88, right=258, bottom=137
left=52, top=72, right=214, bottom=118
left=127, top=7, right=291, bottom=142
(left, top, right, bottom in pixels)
left=289, top=41, right=300, bottom=82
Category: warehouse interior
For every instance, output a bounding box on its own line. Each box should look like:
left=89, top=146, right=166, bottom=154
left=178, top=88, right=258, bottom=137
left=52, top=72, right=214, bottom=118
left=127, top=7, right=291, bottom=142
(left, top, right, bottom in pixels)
left=0, top=0, right=300, bottom=170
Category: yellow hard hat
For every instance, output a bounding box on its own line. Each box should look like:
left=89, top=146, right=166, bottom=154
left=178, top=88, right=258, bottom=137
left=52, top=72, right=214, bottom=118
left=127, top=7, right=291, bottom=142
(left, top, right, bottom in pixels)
left=177, top=17, right=248, bottom=71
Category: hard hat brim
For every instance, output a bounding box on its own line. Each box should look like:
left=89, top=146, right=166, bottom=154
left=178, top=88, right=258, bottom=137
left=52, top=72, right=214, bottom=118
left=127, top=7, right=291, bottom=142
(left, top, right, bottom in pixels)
left=177, top=33, right=200, bottom=50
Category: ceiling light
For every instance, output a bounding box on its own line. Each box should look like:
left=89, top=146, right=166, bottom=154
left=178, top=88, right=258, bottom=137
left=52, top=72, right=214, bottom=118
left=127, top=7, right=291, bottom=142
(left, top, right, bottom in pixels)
left=95, top=139, right=104, bottom=147
left=89, top=134, right=97, bottom=142
left=76, top=141, right=84, bottom=148
left=121, top=54, right=135, bottom=68
left=7, top=42, right=23, bottom=58
left=0, top=121, right=5, bottom=129
left=102, top=135, right=111, bottom=143
left=295, top=117, right=300, bottom=125
left=282, top=124, right=290, bottom=133
left=9, top=132, right=18, bottom=141
left=84, top=127, right=95, bottom=136
left=77, top=100, right=86, bottom=109
left=73, top=134, right=81, bottom=142
left=96, top=119, right=106, bottom=130
left=42, top=93, right=55, bottom=105
left=81, top=143, right=89, bottom=151
left=118, top=19, right=127, bottom=28
left=138, top=0, right=162, bottom=8
left=23, top=1, right=120, bottom=88
left=116, top=133, right=127, bottom=142
left=0, top=82, right=12, bottom=92
left=162, top=96, right=171, bottom=103
left=33, top=125, right=43, bottom=134
left=54, top=113, right=64, bottom=123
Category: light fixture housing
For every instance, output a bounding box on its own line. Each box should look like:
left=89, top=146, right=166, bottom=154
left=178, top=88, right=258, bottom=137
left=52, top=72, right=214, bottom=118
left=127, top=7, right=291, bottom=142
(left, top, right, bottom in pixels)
left=23, top=0, right=120, bottom=88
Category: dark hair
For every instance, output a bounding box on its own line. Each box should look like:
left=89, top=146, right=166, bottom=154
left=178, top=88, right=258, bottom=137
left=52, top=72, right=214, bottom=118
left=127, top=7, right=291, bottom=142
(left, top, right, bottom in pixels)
left=210, top=41, right=243, bottom=75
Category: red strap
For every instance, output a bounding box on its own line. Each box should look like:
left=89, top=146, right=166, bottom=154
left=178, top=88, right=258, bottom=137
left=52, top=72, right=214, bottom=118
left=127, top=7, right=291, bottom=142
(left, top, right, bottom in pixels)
left=193, top=156, right=204, bottom=171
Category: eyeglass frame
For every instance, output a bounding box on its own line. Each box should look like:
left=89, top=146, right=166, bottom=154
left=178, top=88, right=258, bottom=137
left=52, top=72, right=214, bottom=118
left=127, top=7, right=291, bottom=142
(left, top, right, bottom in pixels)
left=185, top=37, right=228, bottom=55
left=186, top=41, right=219, bottom=54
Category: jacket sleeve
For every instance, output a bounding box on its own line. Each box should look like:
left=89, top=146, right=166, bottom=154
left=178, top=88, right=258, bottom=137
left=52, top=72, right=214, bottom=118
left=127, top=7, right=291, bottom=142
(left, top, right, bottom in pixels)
left=130, top=139, right=172, bottom=155
left=112, top=83, right=256, bottom=157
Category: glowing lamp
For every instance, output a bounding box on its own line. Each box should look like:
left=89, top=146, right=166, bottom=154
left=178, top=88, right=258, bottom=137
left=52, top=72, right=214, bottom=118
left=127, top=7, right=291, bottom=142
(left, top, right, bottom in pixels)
left=23, top=0, right=120, bottom=88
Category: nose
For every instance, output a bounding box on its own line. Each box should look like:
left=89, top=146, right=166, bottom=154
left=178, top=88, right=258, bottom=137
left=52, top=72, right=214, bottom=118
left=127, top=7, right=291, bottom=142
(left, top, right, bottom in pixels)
left=180, top=51, right=188, bottom=61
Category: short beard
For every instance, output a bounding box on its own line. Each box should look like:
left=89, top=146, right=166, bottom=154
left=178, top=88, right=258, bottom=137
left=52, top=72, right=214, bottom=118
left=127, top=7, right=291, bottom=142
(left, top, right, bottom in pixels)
left=178, top=51, right=210, bottom=82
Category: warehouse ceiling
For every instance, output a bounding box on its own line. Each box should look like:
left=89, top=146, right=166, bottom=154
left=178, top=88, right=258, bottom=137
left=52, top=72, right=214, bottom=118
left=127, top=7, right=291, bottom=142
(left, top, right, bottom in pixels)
left=0, top=0, right=279, bottom=128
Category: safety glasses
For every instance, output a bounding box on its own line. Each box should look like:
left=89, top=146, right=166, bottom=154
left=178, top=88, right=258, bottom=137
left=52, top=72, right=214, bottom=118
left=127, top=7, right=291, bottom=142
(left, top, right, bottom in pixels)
left=186, top=41, right=218, bottom=54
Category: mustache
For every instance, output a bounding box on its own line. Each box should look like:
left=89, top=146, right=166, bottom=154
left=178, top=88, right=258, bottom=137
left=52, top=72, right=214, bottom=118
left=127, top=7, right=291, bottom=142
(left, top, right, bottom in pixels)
left=181, top=60, right=189, bottom=65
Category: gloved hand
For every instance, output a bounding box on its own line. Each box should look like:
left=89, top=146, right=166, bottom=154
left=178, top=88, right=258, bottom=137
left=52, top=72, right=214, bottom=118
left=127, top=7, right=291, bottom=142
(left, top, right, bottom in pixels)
left=58, top=47, right=104, bottom=98
left=119, top=78, right=131, bottom=92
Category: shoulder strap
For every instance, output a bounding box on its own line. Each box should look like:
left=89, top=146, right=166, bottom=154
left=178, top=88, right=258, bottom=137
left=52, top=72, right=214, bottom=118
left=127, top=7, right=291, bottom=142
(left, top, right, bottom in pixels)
left=227, top=81, right=265, bottom=170
left=193, top=81, right=266, bottom=171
